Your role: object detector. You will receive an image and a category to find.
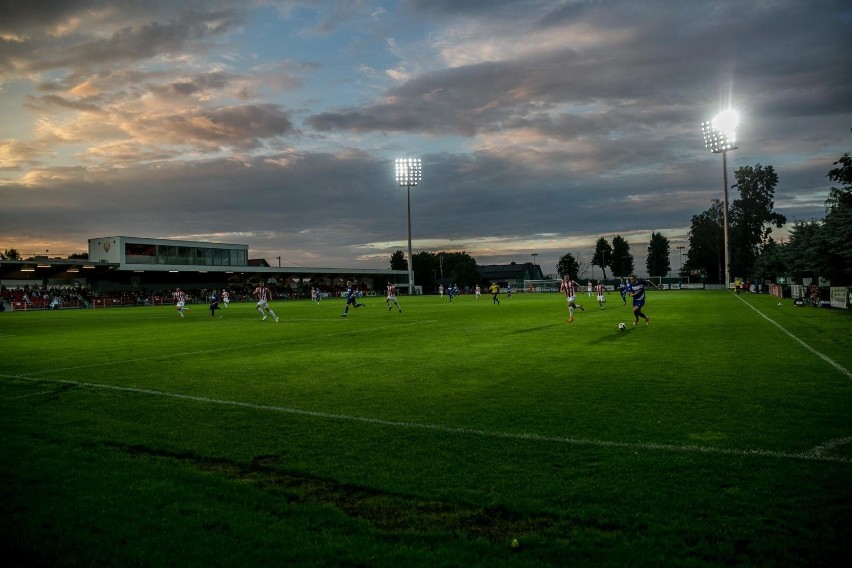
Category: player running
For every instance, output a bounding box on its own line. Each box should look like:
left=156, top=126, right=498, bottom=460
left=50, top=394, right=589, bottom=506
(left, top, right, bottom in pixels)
left=253, top=282, right=279, bottom=322
left=341, top=280, right=366, bottom=317
left=174, top=287, right=190, bottom=318
left=560, top=276, right=585, bottom=322
left=628, top=274, right=660, bottom=326
left=595, top=281, right=609, bottom=309
left=386, top=282, right=402, bottom=313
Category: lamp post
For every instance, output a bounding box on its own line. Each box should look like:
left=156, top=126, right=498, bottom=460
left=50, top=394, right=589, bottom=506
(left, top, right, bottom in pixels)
left=395, top=157, right=421, bottom=295
left=701, top=110, right=738, bottom=288
left=676, top=245, right=685, bottom=286
left=531, top=253, right=538, bottom=287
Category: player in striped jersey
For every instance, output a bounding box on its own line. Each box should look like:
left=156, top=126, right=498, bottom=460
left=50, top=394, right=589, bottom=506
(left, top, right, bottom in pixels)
left=253, top=283, right=279, bottom=322
left=174, top=287, right=190, bottom=318
left=386, top=282, right=402, bottom=313
left=595, top=281, right=609, bottom=309
left=559, top=276, right=585, bottom=322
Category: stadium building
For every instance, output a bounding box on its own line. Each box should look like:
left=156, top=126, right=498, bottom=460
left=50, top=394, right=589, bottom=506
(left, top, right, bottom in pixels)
left=0, top=236, right=408, bottom=299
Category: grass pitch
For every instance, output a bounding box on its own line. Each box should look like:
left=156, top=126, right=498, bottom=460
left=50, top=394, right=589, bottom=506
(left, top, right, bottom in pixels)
left=1, top=291, right=850, bottom=566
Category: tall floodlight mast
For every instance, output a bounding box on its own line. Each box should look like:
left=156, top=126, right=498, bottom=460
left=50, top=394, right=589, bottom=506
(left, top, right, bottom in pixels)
left=394, top=158, right=422, bottom=294
left=701, top=109, right=739, bottom=288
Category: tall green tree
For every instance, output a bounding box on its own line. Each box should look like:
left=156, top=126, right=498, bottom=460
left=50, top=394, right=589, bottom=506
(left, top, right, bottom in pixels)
left=729, top=164, right=785, bottom=279
left=646, top=232, right=671, bottom=278
left=435, top=251, right=480, bottom=287
left=822, top=151, right=852, bottom=283
left=686, top=199, right=724, bottom=283
left=610, top=235, right=634, bottom=278
left=591, top=237, right=612, bottom=280
left=390, top=250, right=407, bottom=271
left=1, top=248, right=22, bottom=260
left=412, top=251, right=437, bottom=290
left=556, top=253, right=580, bottom=280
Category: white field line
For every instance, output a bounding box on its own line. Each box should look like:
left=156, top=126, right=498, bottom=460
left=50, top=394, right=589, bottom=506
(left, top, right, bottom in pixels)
left=2, top=373, right=850, bottom=464
left=735, top=294, right=852, bottom=380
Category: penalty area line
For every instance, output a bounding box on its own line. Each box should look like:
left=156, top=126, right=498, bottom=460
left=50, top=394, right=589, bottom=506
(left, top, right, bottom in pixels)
left=4, top=373, right=849, bottom=464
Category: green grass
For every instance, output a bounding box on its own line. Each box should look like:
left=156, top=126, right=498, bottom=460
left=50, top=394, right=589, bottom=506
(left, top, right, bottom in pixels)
left=1, top=291, right=850, bottom=566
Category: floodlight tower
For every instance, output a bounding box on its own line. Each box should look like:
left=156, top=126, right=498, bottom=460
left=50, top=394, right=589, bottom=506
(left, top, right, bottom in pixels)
left=676, top=245, right=685, bottom=285
left=701, top=110, right=739, bottom=288
left=395, top=157, right=421, bottom=294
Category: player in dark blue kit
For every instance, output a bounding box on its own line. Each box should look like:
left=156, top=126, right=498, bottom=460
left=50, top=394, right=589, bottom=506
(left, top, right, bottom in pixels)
left=618, top=278, right=629, bottom=305
left=628, top=274, right=660, bottom=326
left=341, top=280, right=366, bottom=317
left=209, top=290, right=222, bottom=317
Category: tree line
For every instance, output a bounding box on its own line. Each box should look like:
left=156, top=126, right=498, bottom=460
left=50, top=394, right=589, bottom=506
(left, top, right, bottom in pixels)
left=390, top=142, right=851, bottom=288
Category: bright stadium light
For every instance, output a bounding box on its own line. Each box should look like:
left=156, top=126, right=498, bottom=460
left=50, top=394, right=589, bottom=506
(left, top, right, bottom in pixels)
left=395, top=157, right=422, bottom=294
left=701, top=109, right=739, bottom=288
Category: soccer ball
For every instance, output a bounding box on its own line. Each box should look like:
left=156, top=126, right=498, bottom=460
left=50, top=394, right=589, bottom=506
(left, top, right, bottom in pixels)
left=618, top=322, right=627, bottom=330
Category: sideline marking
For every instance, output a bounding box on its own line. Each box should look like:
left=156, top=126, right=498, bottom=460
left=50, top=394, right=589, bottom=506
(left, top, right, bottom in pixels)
left=3, top=374, right=849, bottom=464
left=735, top=295, right=852, bottom=380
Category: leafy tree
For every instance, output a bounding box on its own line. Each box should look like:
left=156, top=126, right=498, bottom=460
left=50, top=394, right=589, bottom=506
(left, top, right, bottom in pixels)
left=686, top=199, right=724, bottom=283
left=729, top=163, right=785, bottom=279
left=2, top=248, right=22, bottom=260
left=826, top=151, right=852, bottom=211
left=610, top=235, right=634, bottom=278
left=823, top=151, right=852, bottom=283
left=390, top=250, right=407, bottom=271
left=556, top=253, right=580, bottom=280
left=780, top=220, right=829, bottom=281
left=591, top=237, right=612, bottom=280
left=68, top=252, right=89, bottom=259
left=646, top=232, right=671, bottom=278
left=412, top=251, right=437, bottom=290
left=751, top=237, right=786, bottom=283
left=434, top=251, right=480, bottom=287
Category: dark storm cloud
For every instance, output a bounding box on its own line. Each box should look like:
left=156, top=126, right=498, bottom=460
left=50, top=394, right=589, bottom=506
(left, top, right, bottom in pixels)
left=2, top=0, right=851, bottom=271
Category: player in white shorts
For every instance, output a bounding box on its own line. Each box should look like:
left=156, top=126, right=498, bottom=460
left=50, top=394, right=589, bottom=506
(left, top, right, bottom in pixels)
left=559, top=276, right=584, bottom=322
left=595, top=281, right=609, bottom=309
left=385, top=282, right=402, bottom=313
left=253, top=283, right=279, bottom=322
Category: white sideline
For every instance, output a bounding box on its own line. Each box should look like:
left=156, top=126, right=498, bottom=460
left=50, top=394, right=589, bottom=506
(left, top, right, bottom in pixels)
left=735, top=294, right=852, bottom=380
left=3, top=374, right=850, bottom=464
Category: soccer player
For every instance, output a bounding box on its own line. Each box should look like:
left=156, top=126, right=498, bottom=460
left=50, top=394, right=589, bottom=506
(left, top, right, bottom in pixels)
left=560, top=276, right=585, bottom=322
left=311, top=287, right=321, bottom=304
left=475, top=284, right=481, bottom=300
left=253, top=282, right=279, bottom=322
left=438, top=284, right=444, bottom=298
left=209, top=290, right=222, bottom=317
left=386, top=282, right=402, bottom=313
left=595, top=281, right=609, bottom=309
left=628, top=274, right=660, bottom=326
left=341, top=280, right=366, bottom=317
left=489, top=282, right=501, bottom=305
left=506, top=284, right=512, bottom=299
left=174, top=287, right=190, bottom=318
left=221, top=289, right=230, bottom=308
left=618, top=279, right=629, bottom=305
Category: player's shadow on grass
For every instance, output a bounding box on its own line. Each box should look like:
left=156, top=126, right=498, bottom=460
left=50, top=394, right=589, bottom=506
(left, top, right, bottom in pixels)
left=586, top=329, right=636, bottom=345
left=508, top=323, right=563, bottom=334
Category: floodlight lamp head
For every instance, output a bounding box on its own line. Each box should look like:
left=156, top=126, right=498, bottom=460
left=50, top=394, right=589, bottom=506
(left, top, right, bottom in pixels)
left=701, top=119, right=738, bottom=154
left=395, top=157, right=422, bottom=187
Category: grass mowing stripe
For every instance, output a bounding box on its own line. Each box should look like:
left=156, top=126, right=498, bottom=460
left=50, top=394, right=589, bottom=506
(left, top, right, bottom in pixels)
left=735, top=293, right=852, bottom=380
left=4, top=372, right=849, bottom=464
left=23, top=319, right=437, bottom=377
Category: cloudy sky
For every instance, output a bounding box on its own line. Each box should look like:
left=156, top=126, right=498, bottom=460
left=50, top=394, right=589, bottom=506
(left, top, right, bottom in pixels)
left=2, top=0, right=850, bottom=276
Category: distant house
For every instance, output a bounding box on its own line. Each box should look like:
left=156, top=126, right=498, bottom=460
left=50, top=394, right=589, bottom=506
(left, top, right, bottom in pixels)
left=477, top=262, right=544, bottom=289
